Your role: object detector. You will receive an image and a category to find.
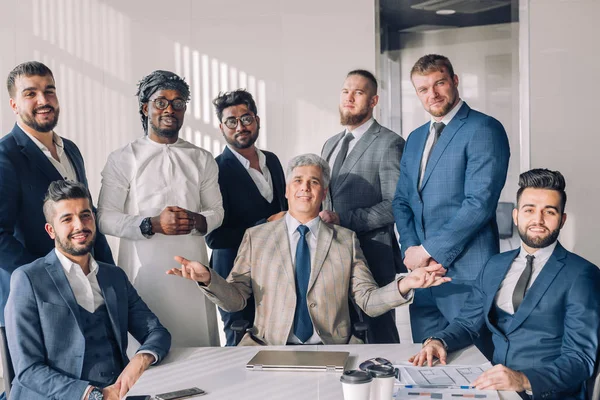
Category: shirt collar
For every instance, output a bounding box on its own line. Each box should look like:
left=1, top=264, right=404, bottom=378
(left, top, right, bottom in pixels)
left=54, top=248, right=99, bottom=276
left=430, top=99, right=463, bottom=128
left=518, top=240, right=558, bottom=265
left=344, top=117, right=374, bottom=141
left=285, top=212, right=320, bottom=238
left=18, top=122, right=63, bottom=151
left=226, top=145, right=267, bottom=171
left=144, top=135, right=184, bottom=147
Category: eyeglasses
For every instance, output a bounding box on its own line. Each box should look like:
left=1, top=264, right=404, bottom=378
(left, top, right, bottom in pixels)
left=222, top=114, right=255, bottom=129
left=151, top=98, right=187, bottom=111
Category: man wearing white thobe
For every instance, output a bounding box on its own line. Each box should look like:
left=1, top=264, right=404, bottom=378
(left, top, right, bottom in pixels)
left=98, top=70, right=224, bottom=347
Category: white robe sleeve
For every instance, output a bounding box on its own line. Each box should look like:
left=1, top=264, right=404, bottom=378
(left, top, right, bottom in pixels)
left=196, top=155, right=224, bottom=236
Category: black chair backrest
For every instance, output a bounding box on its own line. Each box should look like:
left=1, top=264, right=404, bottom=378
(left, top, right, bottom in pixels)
left=0, top=326, right=14, bottom=399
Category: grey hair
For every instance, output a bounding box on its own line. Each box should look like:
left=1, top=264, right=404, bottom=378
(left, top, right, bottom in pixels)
left=286, top=153, right=331, bottom=189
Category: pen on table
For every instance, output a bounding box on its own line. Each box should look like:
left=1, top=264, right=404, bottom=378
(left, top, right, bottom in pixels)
left=399, top=384, right=476, bottom=389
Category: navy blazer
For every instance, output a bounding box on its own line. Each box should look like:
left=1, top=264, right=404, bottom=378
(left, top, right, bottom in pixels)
left=393, top=102, right=510, bottom=281
left=436, top=242, right=600, bottom=399
left=205, top=147, right=287, bottom=276
left=0, top=123, right=114, bottom=324
left=5, top=250, right=171, bottom=400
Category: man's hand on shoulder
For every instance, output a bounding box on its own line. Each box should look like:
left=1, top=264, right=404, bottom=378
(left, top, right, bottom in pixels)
left=167, top=255, right=212, bottom=285
left=319, top=210, right=340, bottom=225
left=472, top=364, right=531, bottom=392
left=404, top=245, right=432, bottom=270
left=398, top=263, right=450, bottom=295
left=408, top=338, right=447, bottom=367
left=267, top=211, right=286, bottom=222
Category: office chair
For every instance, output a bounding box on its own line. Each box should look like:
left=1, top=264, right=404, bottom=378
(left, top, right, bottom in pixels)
left=496, top=201, right=514, bottom=240
left=588, top=350, right=600, bottom=400
left=0, top=326, right=15, bottom=399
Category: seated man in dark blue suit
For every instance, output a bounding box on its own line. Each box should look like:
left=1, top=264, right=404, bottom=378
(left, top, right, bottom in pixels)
left=5, top=180, right=170, bottom=400
left=206, top=89, right=287, bottom=345
left=410, top=169, right=600, bottom=400
left=0, top=61, right=114, bottom=327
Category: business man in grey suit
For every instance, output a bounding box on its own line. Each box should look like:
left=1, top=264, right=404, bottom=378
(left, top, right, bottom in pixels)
left=320, top=70, right=405, bottom=344
left=393, top=54, right=510, bottom=358
left=5, top=180, right=170, bottom=400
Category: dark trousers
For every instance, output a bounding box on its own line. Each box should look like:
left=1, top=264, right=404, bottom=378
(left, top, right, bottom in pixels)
left=409, top=280, right=494, bottom=360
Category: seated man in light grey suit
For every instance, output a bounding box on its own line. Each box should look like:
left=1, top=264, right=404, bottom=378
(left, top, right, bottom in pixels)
left=167, top=154, right=450, bottom=346
left=5, top=180, right=171, bottom=400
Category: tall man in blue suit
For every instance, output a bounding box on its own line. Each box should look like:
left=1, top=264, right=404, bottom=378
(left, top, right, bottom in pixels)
left=393, top=55, right=510, bottom=355
left=0, top=61, right=114, bottom=326
left=410, top=169, right=600, bottom=400
left=206, top=89, right=287, bottom=345
left=5, top=180, right=170, bottom=400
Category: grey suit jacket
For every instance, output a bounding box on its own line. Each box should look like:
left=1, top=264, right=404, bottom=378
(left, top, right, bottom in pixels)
left=321, top=120, right=405, bottom=280
left=199, top=217, right=410, bottom=345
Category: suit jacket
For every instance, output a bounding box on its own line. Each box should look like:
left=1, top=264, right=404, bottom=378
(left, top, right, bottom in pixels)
left=5, top=250, right=171, bottom=400
left=200, top=217, right=410, bottom=345
left=0, top=123, right=114, bottom=324
left=393, top=102, right=510, bottom=281
left=322, top=120, right=405, bottom=281
left=205, top=146, right=287, bottom=277
left=436, top=243, right=600, bottom=399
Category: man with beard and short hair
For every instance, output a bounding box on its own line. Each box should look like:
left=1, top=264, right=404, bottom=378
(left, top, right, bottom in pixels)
left=5, top=180, right=170, bottom=400
left=393, top=54, right=510, bottom=358
left=320, top=69, right=405, bottom=344
left=409, top=169, right=600, bottom=400
left=97, top=70, right=224, bottom=347
left=0, top=61, right=114, bottom=327
left=206, top=89, right=287, bottom=345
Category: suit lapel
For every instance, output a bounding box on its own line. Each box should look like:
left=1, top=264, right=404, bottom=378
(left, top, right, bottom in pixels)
left=44, top=251, right=84, bottom=333
left=63, top=140, right=86, bottom=183
left=308, top=221, right=332, bottom=293
left=273, top=218, right=296, bottom=290
left=506, top=244, right=567, bottom=334
left=13, top=124, right=63, bottom=182
left=411, top=124, right=429, bottom=193
left=265, top=153, right=286, bottom=209
left=323, top=131, right=345, bottom=163
left=420, top=103, right=469, bottom=190
left=222, top=147, right=263, bottom=198
left=484, top=249, right=519, bottom=336
left=96, top=265, right=124, bottom=351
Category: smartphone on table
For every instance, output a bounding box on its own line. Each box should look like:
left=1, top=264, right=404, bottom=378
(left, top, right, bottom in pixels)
left=155, top=387, right=207, bottom=400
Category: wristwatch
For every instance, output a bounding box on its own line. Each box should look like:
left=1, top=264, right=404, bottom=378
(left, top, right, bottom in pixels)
left=88, top=387, right=103, bottom=400
left=423, top=336, right=448, bottom=350
left=139, top=217, right=154, bottom=238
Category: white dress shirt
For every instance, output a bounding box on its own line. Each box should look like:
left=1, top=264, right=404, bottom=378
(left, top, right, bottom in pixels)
left=55, top=249, right=103, bottom=313
left=328, top=117, right=374, bottom=167
left=226, top=145, right=273, bottom=202
left=20, top=124, right=77, bottom=181
left=418, top=99, right=464, bottom=189
left=97, top=135, right=224, bottom=347
left=284, top=212, right=322, bottom=344
left=494, top=241, right=557, bottom=314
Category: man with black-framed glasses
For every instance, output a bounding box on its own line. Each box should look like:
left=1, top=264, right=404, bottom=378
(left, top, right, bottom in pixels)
left=97, top=70, right=224, bottom=347
left=206, top=89, right=288, bottom=345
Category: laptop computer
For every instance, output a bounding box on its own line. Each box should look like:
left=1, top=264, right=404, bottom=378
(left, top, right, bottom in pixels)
left=246, top=350, right=349, bottom=372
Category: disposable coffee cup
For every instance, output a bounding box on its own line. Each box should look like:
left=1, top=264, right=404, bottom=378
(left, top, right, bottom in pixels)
left=340, top=370, right=372, bottom=400
left=366, top=364, right=396, bottom=400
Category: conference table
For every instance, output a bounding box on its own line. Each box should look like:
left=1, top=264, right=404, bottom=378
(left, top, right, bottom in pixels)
left=128, top=344, right=521, bottom=399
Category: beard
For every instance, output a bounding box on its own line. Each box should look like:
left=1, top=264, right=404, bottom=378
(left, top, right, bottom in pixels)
left=150, top=118, right=180, bottom=138
left=518, top=224, right=561, bottom=249
left=56, top=229, right=96, bottom=257
left=224, top=126, right=259, bottom=150
left=427, top=89, right=459, bottom=118
left=21, top=105, right=60, bottom=133
left=339, top=105, right=370, bottom=127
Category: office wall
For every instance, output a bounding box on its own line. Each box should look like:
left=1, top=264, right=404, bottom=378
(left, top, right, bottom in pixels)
left=528, top=0, right=600, bottom=265
left=0, top=0, right=377, bottom=205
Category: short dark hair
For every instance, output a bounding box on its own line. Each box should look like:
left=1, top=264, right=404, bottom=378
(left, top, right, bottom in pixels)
left=212, top=89, right=258, bottom=122
left=136, top=70, right=190, bottom=133
left=516, top=169, right=567, bottom=213
left=346, top=69, right=378, bottom=94
left=43, top=180, right=93, bottom=223
left=7, top=61, right=54, bottom=97
left=410, top=54, right=455, bottom=79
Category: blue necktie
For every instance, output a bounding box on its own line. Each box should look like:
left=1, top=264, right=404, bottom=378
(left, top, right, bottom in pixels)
left=293, top=225, right=313, bottom=342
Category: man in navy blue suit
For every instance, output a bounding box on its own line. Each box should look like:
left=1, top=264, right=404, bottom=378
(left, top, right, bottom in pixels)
left=206, top=89, right=287, bottom=345
left=0, top=62, right=113, bottom=326
left=393, top=54, right=510, bottom=356
left=410, top=169, right=600, bottom=400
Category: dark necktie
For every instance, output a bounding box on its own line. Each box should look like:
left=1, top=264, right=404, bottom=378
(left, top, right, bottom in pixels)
left=512, top=254, right=535, bottom=313
left=293, top=225, right=313, bottom=342
left=431, top=122, right=446, bottom=149
left=331, top=132, right=354, bottom=186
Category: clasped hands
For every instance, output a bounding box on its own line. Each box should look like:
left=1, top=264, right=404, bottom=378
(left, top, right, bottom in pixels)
left=408, top=341, right=531, bottom=392
left=151, top=206, right=207, bottom=235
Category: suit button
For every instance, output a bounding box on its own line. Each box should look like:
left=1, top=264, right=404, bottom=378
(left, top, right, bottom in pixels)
left=310, top=303, right=316, bottom=308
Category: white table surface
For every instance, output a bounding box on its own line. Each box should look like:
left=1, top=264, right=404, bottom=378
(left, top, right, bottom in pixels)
left=128, top=344, right=521, bottom=400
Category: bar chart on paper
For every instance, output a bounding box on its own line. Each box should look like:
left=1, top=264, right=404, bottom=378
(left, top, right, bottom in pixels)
left=402, top=365, right=485, bottom=386
left=394, top=388, right=499, bottom=399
